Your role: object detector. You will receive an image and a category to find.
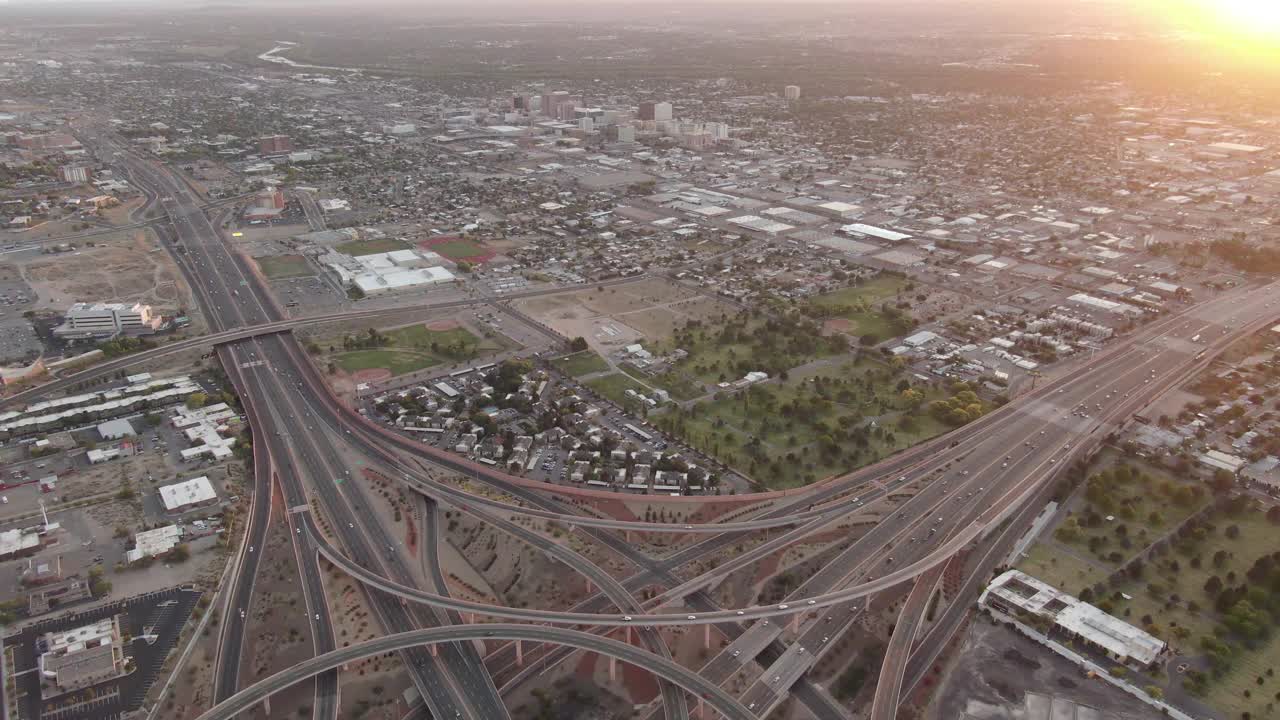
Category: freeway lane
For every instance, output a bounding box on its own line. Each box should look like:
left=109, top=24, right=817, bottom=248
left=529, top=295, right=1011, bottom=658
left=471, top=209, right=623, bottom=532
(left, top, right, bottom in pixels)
left=193, top=625, right=755, bottom=720
left=283, top=286, right=1280, bottom=627
left=96, top=134, right=488, bottom=719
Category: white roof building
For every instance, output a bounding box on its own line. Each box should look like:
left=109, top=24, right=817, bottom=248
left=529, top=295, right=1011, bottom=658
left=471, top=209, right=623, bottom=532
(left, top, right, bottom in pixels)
left=158, top=476, right=218, bottom=512
left=127, top=525, right=182, bottom=563
left=324, top=249, right=456, bottom=295
left=982, top=570, right=1165, bottom=668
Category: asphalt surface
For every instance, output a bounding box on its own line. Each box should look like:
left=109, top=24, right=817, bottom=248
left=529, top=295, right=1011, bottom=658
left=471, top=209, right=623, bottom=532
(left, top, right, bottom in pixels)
left=190, top=625, right=755, bottom=720
left=89, top=133, right=501, bottom=720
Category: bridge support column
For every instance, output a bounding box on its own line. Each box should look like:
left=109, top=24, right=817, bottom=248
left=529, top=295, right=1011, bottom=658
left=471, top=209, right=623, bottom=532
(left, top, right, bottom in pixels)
left=704, top=624, right=711, bottom=650
left=790, top=614, right=799, bottom=633
left=516, top=639, right=523, bottom=666
left=608, top=655, right=617, bottom=684
left=465, top=612, right=474, bottom=624
left=697, top=697, right=705, bottom=718
left=430, top=643, right=438, bottom=657
left=262, top=697, right=270, bottom=716
left=625, top=626, right=632, bottom=645
left=586, top=578, right=593, bottom=593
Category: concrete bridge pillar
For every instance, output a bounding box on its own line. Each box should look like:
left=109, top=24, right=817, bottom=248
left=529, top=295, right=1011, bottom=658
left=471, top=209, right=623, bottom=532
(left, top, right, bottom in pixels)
left=704, top=624, right=711, bottom=650
left=608, top=655, right=617, bottom=684
left=516, top=639, right=523, bottom=666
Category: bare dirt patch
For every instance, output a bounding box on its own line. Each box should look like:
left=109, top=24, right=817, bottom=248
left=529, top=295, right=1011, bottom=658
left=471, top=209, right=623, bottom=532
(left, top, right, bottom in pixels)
left=17, top=228, right=199, bottom=321
left=515, top=279, right=735, bottom=353
left=425, top=318, right=460, bottom=331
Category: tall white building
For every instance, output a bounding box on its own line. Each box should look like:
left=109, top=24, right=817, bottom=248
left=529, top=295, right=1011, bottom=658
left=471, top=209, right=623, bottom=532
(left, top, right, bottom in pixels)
left=784, top=85, right=802, bottom=101
left=56, top=302, right=159, bottom=338
left=705, top=122, right=730, bottom=141
left=652, top=101, right=673, bottom=122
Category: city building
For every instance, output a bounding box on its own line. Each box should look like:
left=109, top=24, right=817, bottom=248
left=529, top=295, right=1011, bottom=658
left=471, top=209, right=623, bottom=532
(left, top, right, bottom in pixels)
left=981, top=570, right=1166, bottom=669
left=60, top=165, right=90, bottom=184
left=38, top=617, right=126, bottom=695
left=784, top=85, right=802, bottom=100
left=323, top=248, right=456, bottom=295
left=255, top=186, right=285, bottom=210
left=638, top=101, right=672, bottom=122
left=95, top=418, right=135, bottom=441
left=54, top=302, right=160, bottom=339
left=158, top=475, right=219, bottom=514
left=258, top=134, right=293, bottom=155
left=126, top=525, right=182, bottom=563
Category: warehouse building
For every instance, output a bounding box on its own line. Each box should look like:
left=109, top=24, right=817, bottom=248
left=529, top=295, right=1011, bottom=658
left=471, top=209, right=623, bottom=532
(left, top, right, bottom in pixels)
left=126, top=525, right=182, bottom=563
left=158, top=476, right=219, bottom=514
left=981, top=570, right=1166, bottom=669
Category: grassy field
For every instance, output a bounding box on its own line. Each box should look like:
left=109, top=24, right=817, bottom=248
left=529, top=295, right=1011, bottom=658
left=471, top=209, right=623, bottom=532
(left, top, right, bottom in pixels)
left=1016, top=541, right=1108, bottom=595
left=553, top=351, right=611, bottom=377
left=255, top=254, right=314, bottom=279
left=809, top=275, right=913, bottom=339
left=621, top=365, right=704, bottom=401
left=327, top=324, right=504, bottom=376
left=657, top=357, right=950, bottom=489
left=336, top=237, right=410, bottom=256
left=665, top=316, right=847, bottom=386
left=1053, top=453, right=1212, bottom=570
left=585, top=372, right=651, bottom=411
left=428, top=238, right=486, bottom=260
left=385, top=324, right=505, bottom=356
left=333, top=349, right=439, bottom=376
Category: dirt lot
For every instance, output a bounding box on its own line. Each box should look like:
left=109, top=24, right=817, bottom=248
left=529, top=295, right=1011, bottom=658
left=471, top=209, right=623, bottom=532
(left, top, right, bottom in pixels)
left=16, top=228, right=199, bottom=319
left=240, top=520, right=320, bottom=719
left=926, top=618, right=1165, bottom=720
left=514, top=279, right=735, bottom=351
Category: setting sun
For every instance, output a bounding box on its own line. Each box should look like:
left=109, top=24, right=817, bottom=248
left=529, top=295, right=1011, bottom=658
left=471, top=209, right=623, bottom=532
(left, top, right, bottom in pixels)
left=1212, top=0, right=1280, bottom=35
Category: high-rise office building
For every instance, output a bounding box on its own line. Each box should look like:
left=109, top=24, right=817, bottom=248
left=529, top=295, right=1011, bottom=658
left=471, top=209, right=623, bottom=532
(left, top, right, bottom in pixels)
left=784, top=85, right=802, bottom=101
left=258, top=135, right=293, bottom=155
left=638, top=101, right=672, bottom=122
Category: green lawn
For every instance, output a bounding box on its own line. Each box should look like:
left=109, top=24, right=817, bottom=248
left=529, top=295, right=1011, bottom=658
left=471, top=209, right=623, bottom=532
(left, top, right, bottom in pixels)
left=1016, top=541, right=1109, bottom=596
left=809, top=275, right=914, bottom=339
left=553, top=351, right=611, bottom=377
left=336, top=237, right=410, bottom=256
left=328, top=324, right=505, bottom=376
left=1052, top=453, right=1212, bottom=570
left=586, top=372, right=651, bottom=411
left=656, top=357, right=951, bottom=489
left=385, top=324, right=504, bottom=357
left=333, top=349, right=439, bottom=376
left=429, top=238, right=486, bottom=260
left=255, top=254, right=314, bottom=279
left=663, top=316, right=848, bottom=386
left=621, top=365, right=704, bottom=401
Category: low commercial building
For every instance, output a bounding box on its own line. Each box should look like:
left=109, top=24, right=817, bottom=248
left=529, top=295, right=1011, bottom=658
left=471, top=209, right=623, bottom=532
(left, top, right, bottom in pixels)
left=323, top=248, right=456, bottom=295
left=1199, top=449, right=1246, bottom=475
left=158, top=476, right=218, bottom=514
left=126, top=525, right=182, bottom=563
left=39, top=617, right=126, bottom=695
left=53, top=302, right=160, bottom=339
left=981, top=570, right=1166, bottom=669
left=96, top=418, right=135, bottom=441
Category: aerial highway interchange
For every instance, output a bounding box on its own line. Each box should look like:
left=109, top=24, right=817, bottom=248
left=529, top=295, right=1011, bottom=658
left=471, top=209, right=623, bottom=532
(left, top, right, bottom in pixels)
left=3, top=124, right=1255, bottom=720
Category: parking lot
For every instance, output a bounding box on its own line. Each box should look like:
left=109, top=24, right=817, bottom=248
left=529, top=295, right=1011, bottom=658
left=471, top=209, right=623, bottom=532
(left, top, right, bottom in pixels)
left=3, top=587, right=201, bottom=720
left=0, top=275, right=44, bottom=364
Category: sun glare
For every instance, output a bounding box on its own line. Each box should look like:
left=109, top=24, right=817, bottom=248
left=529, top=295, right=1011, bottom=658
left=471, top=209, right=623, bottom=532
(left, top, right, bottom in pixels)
left=1211, top=0, right=1280, bottom=35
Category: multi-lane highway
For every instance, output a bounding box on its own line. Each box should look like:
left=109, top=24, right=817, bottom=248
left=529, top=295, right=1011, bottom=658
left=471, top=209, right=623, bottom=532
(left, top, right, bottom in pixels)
left=93, top=132, right=511, bottom=720
left=53, top=132, right=1280, bottom=720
